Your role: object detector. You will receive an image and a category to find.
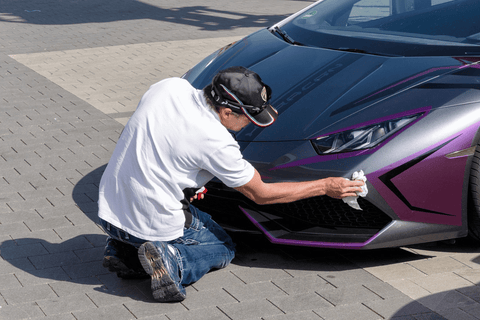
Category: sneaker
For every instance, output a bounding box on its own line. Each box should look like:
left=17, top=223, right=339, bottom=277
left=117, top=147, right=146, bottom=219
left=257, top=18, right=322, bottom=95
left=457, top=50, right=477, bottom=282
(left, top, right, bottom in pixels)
left=138, top=241, right=186, bottom=302
left=102, top=238, right=149, bottom=279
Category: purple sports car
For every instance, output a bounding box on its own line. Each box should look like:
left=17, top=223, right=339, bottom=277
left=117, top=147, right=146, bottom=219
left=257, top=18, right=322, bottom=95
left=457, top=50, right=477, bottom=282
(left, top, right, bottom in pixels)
left=183, top=0, right=480, bottom=249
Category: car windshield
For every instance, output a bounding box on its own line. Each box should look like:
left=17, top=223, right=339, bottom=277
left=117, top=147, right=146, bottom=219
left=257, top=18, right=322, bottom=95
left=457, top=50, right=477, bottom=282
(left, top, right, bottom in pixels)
left=278, top=0, right=480, bottom=56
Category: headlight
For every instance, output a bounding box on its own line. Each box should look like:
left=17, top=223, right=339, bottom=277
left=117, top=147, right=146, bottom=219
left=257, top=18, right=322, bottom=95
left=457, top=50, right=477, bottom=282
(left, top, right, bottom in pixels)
left=311, top=114, right=420, bottom=155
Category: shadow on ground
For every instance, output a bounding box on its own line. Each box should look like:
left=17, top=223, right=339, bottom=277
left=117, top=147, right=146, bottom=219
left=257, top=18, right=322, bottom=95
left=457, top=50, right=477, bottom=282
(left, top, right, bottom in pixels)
left=0, top=0, right=296, bottom=31
left=0, top=164, right=158, bottom=303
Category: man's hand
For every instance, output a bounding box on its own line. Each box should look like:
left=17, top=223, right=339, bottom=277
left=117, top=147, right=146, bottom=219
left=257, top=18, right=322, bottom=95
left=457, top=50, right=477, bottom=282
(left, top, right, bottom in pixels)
left=190, top=193, right=205, bottom=202
left=189, top=187, right=207, bottom=202
left=324, top=177, right=365, bottom=199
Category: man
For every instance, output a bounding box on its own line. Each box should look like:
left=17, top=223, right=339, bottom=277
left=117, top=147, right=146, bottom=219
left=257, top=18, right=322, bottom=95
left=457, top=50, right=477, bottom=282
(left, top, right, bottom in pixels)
left=98, top=66, right=364, bottom=302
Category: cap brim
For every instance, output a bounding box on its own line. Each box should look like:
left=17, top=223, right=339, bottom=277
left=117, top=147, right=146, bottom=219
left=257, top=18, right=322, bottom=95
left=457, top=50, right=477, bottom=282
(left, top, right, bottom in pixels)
left=242, top=104, right=278, bottom=127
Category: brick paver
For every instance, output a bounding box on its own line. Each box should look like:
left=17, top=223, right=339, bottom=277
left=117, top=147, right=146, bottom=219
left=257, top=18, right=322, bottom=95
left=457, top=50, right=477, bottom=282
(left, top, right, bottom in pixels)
left=1, top=0, right=480, bottom=319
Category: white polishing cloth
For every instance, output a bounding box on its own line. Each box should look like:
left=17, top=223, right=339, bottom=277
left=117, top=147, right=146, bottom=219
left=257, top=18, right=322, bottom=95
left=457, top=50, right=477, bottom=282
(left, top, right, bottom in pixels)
left=342, top=170, right=368, bottom=210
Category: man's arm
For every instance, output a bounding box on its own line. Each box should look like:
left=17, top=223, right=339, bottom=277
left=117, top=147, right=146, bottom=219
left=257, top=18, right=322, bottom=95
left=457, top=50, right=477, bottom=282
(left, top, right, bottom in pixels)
left=234, top=169, right=364, bottom=205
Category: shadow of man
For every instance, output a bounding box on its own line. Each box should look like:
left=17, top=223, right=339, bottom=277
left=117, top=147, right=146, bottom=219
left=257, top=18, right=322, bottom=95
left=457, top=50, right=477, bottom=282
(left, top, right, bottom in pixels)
left=0, top=164, right=157, bottom=306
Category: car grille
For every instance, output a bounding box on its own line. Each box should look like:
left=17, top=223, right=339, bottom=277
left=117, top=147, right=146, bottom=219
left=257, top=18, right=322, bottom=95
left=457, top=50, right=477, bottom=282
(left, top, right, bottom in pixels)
left=261, top=196, right=390, bottom=229
left=201, top=181, right=391, bottom=230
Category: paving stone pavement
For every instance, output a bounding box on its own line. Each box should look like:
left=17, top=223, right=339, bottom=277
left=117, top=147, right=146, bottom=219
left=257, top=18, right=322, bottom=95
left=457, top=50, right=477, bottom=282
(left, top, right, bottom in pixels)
left=1, top=0, right=480, bottom=319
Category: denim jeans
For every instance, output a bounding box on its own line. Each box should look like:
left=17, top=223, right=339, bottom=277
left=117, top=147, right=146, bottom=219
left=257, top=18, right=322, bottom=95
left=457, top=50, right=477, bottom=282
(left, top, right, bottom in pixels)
left=99, top=204, right=236, bottom=286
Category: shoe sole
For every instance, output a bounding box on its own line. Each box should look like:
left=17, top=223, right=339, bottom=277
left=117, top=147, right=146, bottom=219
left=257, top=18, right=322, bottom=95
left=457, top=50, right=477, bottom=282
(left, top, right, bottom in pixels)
left=138, top=242, right=185, bottom=302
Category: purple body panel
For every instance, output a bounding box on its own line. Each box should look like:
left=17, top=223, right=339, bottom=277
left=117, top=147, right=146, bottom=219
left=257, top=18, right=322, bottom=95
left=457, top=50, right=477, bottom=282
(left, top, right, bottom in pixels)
left=369, top=121, right=480, bottom=225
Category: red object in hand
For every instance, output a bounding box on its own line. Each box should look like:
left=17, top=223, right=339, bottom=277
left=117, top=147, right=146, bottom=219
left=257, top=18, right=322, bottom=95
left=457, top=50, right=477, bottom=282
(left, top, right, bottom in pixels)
left=196, top=187, right=207, bottom=195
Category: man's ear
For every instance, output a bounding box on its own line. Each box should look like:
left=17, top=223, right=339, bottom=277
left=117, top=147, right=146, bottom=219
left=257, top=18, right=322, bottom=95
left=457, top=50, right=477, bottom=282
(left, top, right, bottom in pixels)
left=219, top=106, right=233, bottom=119
left=225, top=108, right=235, bottom=118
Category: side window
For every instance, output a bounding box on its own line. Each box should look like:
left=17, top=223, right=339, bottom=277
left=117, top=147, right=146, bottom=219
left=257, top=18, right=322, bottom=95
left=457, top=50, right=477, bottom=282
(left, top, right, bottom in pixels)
left=391, top=0, right=454, bottom=14
left=348, top=0, right=455, bottom=25
left=348, top=0, right=390, bottom=24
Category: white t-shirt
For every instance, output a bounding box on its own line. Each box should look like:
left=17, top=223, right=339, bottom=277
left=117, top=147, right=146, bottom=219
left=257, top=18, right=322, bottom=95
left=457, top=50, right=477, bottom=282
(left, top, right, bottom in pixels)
left=98, top=78, right=255, bottom=241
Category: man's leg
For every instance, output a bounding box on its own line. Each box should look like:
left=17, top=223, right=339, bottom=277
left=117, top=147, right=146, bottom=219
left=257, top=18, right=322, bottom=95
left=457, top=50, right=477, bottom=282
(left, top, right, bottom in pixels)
left=171, top=205, right=236, bottom=285
left=138, top=205, right=236, bottom=302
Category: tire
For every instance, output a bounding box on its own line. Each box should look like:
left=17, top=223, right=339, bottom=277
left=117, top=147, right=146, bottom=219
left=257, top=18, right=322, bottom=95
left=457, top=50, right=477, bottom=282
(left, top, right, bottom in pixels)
left=468, top=141, right=480, bottom=241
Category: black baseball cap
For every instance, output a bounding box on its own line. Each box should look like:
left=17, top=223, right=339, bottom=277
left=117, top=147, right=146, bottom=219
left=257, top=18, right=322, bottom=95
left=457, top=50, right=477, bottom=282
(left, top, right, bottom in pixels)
left=206, top=66, right=278, bottom=127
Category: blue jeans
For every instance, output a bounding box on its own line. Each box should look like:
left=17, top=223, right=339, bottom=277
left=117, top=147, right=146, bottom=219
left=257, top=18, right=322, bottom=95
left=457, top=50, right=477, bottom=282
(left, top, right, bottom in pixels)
left=99, top=205, right=236, bottom=286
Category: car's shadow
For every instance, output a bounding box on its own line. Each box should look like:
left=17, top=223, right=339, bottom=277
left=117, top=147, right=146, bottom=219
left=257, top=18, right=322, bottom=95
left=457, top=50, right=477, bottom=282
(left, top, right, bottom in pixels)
left=2, top=164, right=480, bottom=313
left=387, top=239, right=480, bottom=319
left=232, top=233, right=480, bottom=318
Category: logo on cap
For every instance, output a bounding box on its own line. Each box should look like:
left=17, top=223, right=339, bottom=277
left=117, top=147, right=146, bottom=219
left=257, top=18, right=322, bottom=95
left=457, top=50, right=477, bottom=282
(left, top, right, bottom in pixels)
left=261, top=87, right=268, bottom=103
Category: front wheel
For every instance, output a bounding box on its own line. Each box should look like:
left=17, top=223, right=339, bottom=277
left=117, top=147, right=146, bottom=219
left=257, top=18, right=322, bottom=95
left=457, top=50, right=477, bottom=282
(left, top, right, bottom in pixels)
left=468, top=141, right=480, bottom=241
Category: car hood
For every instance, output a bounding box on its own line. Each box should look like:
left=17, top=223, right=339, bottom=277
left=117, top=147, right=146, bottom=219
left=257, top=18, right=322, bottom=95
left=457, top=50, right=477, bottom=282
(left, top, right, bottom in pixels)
left=187, top=29, right=476, bottom=142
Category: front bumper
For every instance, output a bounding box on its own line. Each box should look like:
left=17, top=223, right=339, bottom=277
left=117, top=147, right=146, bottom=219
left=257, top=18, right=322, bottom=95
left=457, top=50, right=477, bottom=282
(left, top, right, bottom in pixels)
left=195, top=180, right=466, bottom=249
left=195, top=181, right=392, bottom=248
